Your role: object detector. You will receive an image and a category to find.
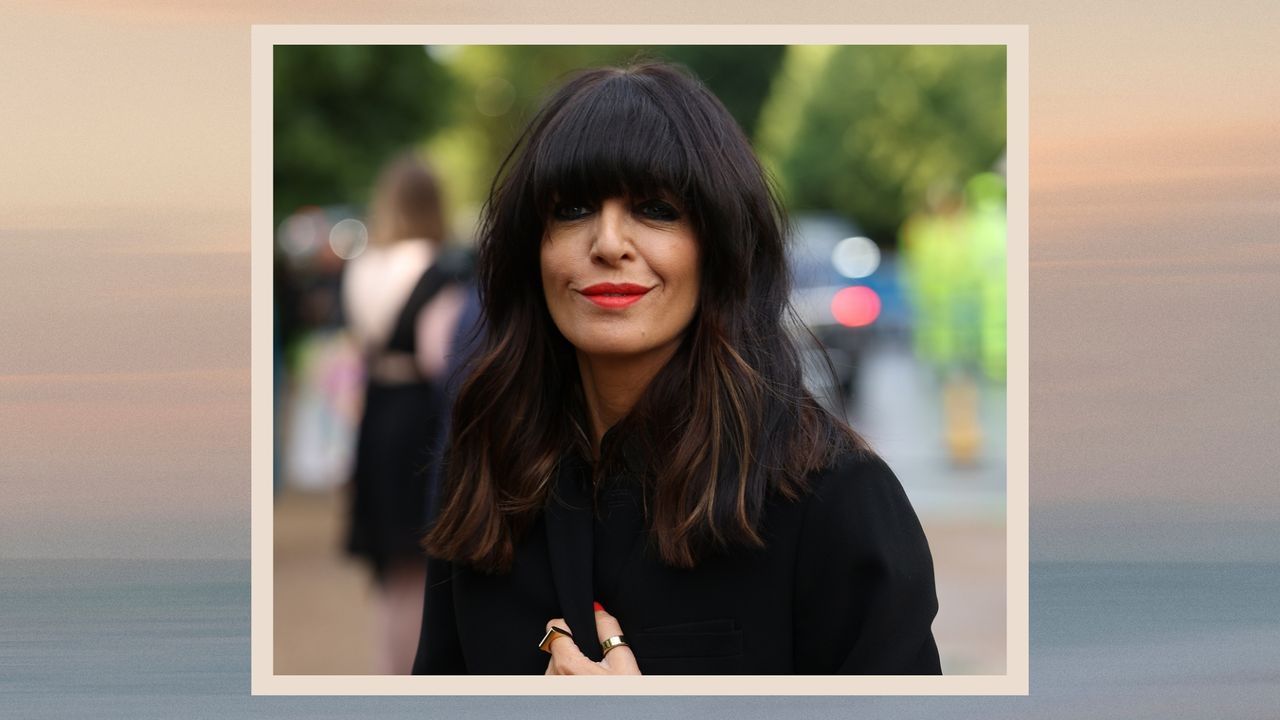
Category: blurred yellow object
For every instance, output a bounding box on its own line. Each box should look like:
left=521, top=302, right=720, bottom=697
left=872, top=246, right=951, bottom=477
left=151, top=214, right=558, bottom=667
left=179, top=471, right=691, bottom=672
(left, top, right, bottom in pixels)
left=944, top=375, right=983, bottom=467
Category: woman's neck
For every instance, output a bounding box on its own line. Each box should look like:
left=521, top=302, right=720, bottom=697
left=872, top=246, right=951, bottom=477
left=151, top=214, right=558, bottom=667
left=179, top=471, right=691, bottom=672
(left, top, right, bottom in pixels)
left=576, top=343, right=679, bottom=455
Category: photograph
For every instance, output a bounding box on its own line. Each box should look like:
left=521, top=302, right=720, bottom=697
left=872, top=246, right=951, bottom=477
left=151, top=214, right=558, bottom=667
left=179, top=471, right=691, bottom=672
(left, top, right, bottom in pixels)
left=263, top=34, right=1015, bottom=690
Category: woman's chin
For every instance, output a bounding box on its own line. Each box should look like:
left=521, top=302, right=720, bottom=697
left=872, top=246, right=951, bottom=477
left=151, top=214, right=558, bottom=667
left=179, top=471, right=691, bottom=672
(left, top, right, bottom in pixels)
left=575, top=342, right=657, bottom=360
left=571, top=336, right=682, bottom=364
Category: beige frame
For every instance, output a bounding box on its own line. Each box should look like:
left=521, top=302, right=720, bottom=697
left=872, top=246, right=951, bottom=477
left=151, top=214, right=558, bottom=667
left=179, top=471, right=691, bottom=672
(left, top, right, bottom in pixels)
left=251, top=24, right=1029, bottom=696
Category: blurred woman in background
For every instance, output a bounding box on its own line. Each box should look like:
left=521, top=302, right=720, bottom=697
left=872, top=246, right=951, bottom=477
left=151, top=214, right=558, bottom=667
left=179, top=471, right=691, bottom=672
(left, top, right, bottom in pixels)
left=342, top=152, right=467, bottom=674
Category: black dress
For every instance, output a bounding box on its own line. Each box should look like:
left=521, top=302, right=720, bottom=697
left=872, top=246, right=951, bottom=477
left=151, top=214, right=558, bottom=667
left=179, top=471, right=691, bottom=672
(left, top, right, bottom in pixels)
left=413, top=430, right=942, bottom=674
left=346, top=263, right=457, bottom=582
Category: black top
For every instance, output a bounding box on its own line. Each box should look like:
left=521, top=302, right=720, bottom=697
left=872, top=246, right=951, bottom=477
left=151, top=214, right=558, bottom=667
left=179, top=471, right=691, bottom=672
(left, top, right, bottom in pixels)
left=413, top=436, right=942, bottom=675
left=345, top=262, right=458, bottom=578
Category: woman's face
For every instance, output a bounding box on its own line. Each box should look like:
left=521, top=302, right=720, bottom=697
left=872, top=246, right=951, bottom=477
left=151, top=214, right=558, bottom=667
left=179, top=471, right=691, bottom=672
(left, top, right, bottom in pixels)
left=540, top=194, right=700, bottom=362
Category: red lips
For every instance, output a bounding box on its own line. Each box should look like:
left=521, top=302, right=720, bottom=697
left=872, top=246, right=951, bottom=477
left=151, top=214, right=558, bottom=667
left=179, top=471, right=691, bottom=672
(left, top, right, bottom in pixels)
left=578, top=283, right=652, bottom=309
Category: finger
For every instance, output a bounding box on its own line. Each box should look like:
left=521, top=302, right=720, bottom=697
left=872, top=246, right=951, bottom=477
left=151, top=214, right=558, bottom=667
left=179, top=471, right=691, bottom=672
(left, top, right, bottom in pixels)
left=542, top=618, right=574, bottom=675
left=592, top=602, right=641, bottom=675
left=544, top=618, right=600, bottom=675
left=544, top=618, right=575, bottom=642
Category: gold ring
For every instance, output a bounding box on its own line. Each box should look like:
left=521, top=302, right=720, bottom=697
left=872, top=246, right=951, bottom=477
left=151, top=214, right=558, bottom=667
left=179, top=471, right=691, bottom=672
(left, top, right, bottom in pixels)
left=600, top=635, right=629, bottom=656
left=538, top=625, right=574, bottom=654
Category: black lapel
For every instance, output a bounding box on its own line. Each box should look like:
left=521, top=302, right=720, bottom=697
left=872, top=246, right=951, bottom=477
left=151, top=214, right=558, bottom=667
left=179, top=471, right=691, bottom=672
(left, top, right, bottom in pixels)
left=542, top=455, right=601, bottom=661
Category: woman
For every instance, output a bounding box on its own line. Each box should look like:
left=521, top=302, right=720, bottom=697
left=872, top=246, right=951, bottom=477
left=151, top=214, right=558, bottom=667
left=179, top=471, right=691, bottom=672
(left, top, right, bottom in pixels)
left=342, top=152, right=467, bottom=674
left=414, top=62, right=940, bottom=675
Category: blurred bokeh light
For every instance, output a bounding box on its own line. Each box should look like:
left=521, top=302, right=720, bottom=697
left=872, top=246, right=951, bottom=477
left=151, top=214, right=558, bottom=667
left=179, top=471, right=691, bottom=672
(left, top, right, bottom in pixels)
left=831, top=285, right=882, bottom=327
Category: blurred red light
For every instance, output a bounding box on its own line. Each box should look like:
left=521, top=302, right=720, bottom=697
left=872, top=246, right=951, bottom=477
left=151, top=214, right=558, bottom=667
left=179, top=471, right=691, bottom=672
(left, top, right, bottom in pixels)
left=831, top=286, right=880, bottom=327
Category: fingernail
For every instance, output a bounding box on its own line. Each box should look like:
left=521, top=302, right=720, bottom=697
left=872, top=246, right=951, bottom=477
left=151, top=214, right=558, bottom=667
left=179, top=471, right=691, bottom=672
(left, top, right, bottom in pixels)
left=593, top=601, right=604, bottom=613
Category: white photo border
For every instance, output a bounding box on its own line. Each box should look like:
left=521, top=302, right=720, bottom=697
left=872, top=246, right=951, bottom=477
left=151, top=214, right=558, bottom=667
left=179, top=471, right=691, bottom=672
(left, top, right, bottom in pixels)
left=251, top=23, right=1029, bottom=696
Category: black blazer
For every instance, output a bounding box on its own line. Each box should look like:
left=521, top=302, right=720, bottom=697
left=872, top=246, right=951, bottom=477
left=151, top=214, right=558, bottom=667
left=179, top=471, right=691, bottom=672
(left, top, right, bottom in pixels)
left=412, top=448, right=941, bottom=675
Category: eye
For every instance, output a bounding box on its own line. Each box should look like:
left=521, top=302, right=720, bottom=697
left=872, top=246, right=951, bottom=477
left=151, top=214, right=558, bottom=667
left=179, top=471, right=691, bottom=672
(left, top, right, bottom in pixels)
left=551, top=203, right=592, bottom=221
left=636, top=199, right=681, bottom=222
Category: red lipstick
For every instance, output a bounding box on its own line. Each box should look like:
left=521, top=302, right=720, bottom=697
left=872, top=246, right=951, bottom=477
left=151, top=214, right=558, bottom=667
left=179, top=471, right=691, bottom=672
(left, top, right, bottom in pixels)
left=578, top=283, right=651, bottom=309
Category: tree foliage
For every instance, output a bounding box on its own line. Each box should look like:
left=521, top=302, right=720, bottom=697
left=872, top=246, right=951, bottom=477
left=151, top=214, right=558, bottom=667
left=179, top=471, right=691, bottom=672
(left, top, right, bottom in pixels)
left=759, top=46, right=1006, bottom=244
left=273, top=45, right=454, bottom=221
left=272, top=45, right=1001, bottom=246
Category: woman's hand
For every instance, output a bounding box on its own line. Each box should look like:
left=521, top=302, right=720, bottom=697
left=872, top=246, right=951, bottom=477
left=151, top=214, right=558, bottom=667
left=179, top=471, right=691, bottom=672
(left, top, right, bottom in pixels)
left=543, top=603, right=642, bottom=675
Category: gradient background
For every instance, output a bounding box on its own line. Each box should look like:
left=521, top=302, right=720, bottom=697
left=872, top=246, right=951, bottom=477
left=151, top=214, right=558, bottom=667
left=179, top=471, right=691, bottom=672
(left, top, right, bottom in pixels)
left=2, top=0, right=1277, bottom=718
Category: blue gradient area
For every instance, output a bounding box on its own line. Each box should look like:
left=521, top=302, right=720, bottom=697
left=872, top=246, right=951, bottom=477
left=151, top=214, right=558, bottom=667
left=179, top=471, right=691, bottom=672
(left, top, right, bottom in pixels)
left=2, top=560, right=1278, bottom=718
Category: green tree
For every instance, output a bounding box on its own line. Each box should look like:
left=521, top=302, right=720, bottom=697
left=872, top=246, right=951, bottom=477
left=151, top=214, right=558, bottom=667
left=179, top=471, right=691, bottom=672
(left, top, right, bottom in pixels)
left=759, top=46, right=1006, bottom=244
left=273, top=45, right=455, bottom=222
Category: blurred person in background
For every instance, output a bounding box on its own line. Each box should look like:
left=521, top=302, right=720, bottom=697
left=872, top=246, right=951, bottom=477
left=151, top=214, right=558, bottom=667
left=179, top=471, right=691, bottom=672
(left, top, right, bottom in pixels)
left=342, top=151, right=468, bottom=674
left=899, top=171, right=1006, bottom=467
left=414, top=62, right=939, bottom=675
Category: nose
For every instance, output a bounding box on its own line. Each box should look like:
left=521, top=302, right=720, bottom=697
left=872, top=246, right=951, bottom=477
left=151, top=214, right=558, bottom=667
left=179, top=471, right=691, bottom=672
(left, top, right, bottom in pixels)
left=589, top=198, right=634, bottom=266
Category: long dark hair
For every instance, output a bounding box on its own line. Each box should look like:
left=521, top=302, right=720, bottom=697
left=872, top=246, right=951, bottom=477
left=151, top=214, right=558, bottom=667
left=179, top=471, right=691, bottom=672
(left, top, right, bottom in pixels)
left=426, top=61, right=867, bottom=572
